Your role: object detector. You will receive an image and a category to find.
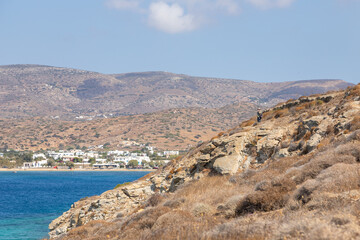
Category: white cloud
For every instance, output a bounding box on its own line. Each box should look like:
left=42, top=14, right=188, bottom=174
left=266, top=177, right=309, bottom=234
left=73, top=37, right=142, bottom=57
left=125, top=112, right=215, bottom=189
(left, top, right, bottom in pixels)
left=106, top=0, right=140, bottom=10
left=148, top=2, right=198, bottom=33
left=105, top=0, right=296, bottom=33
left=246, top=0, right=296, bottom=9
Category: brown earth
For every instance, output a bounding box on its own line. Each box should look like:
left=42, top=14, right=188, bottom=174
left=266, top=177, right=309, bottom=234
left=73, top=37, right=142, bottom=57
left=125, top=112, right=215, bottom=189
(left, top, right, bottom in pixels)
left=0, top=102, right=257, bottom=151
left=0, top=64, right=352, bottom=119
left=49, top=84, right=360, bottom=239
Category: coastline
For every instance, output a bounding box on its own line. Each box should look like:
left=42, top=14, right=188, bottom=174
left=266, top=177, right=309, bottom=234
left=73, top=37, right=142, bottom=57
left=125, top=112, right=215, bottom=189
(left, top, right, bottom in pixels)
left=0, top=168, right=155, bottom=172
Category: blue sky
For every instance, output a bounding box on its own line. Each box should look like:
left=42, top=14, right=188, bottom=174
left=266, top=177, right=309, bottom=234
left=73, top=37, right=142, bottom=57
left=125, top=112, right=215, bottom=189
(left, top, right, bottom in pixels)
left=0, top=0, right=359, bottom=83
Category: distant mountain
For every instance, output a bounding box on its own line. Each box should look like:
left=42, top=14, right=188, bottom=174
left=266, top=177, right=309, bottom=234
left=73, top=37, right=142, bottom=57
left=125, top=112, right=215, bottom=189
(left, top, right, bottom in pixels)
left=0, top=64, right=352, bottom=119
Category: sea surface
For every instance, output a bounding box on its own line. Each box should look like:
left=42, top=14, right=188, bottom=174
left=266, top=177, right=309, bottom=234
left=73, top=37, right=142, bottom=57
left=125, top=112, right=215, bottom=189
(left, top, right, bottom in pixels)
left=0, top=171, right=150, bottom=240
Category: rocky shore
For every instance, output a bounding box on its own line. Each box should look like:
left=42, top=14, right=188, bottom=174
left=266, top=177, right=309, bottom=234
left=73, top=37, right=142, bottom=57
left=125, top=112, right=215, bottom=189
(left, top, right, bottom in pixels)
left=49, top=86, right=360, bottom=239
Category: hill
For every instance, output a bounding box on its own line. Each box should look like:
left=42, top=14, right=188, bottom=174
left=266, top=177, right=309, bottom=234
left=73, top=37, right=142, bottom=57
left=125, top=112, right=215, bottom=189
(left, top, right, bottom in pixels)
left=49, top=84, right=360, bottom=239
left=0, top=64, right=352, bottom=119
left=0, top=102, right=257, bottom=151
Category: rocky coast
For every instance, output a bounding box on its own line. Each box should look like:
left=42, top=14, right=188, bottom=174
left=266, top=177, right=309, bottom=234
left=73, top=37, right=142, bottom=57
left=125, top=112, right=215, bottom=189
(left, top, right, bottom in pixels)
left=49, top=85, right=360, bottom=239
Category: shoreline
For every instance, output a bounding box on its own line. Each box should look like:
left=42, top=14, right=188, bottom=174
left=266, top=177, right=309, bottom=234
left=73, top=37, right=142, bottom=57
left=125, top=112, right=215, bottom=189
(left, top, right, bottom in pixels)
left=0, top=168, right=155, bottom=172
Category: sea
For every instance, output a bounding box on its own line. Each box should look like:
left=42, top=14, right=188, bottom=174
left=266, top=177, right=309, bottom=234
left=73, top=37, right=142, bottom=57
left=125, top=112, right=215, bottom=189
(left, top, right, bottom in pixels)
left=0, top=171, right=150, bottom=240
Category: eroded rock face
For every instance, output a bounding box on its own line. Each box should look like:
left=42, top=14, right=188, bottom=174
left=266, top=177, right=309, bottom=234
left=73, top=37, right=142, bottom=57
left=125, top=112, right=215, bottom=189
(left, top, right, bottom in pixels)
left=213, top=155, right=240, bottom=174
left=49, top=90, right=360, bottom=238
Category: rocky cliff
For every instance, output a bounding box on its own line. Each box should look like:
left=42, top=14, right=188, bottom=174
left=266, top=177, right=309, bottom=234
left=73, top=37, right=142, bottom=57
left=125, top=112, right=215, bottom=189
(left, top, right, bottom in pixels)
left=49, top=85, right=360, bottom=239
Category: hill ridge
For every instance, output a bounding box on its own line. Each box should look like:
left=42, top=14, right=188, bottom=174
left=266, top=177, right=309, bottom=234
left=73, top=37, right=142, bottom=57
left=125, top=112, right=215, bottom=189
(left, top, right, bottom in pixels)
left=0, top=64, right=353, bottom=119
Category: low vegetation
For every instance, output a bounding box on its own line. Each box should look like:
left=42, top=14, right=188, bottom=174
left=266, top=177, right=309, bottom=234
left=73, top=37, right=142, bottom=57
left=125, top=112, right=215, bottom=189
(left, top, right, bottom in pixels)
left=0, top=103, right=256, bottom=151
left=52, top=84, right=360, bottom=240
left=59, top=130, right=360, bottom=239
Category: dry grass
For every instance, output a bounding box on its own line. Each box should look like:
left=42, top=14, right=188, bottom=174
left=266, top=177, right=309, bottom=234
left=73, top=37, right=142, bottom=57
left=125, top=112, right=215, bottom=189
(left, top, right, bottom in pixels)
left=57, top=136, right=360, bottom=240
left=211, top=131, right=226, bottom=140
left=345, top=84, right=360, bottom=99
left=349, top=116, right=360, bottom=131
left=145, top=193, right=166, bottom=207
left=235, top=177, right=296, bottom=215
left=316, top=138, right=331, bottom=150
left=240, top=119, right=256, bottom=127
left=261, top=108, right=290, bottom=120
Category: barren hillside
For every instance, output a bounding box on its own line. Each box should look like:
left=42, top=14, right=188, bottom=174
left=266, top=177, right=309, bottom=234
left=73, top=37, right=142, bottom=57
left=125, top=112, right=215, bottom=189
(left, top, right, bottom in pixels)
left=49, top=84, right=360, bottom=239
left=0, top=102, right=256, bottom=151
left=0, top=64, right=352, bottom=119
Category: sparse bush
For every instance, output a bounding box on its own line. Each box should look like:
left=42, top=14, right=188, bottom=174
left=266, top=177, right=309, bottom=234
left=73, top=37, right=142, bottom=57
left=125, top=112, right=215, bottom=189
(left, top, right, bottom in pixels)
left=145, top=193, right=165, bottom=207
left=149, top=210, right=199, bottom=239
left=274, top=109, right=289, bottom=119
left=121, top=206, right=171, bottom=232
left=192, top=203, right=213, bottom=217
left=348, top=116, right=360, bottom=131
left=240, top=119, right=256, bottom=127
left=335, top=142, right=360, bottom=161
left=325, top=124, right=335, bottom=135
left=163, top=198, right=185, bottom=208
left=315, top=163, right=360, bottom=193
left=203, top=218, right=272, bottom=240
left=235, top=177, right=296, bottom=215
left=345, top=84, right=360, bottom=99
left=316, top=138, right=331, bottom=150
left=346, top=130, right=360, bottom=142
left=114, top=182, right=131, bottom=189
left=292, top=153, right=357, bottom=184
left=254, top=180, right=271, bottom=192
left=217, top=194, right=244, bottom=218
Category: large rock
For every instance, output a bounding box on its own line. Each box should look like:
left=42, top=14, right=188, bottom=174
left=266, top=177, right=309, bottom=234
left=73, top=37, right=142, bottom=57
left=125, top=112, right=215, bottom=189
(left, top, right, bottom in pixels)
left=213, top=155, right=240, bottom=175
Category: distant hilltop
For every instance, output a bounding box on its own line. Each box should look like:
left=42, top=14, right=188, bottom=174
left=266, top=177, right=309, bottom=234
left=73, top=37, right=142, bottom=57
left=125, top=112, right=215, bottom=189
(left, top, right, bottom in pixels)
left=0, top=64, right=353, bottom=119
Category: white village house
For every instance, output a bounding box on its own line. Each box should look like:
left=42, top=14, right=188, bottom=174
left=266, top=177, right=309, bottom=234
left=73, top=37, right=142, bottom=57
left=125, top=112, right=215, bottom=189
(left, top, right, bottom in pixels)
left=23, top=160, right=48, bottom=168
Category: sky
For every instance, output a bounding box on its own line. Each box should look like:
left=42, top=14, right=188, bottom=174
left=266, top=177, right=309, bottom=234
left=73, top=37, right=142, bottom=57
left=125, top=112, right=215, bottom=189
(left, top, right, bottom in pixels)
left=0, top=0, right=359, bottom=83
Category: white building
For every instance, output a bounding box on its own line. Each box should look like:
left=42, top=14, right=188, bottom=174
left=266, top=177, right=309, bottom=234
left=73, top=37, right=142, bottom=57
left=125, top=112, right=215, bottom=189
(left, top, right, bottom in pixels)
left=114, top=156, right=132, bottom=164
left=164, top=151, right=179, bottom=156
left=47, top=151, right=76, bottom=160
left=33, top=153, right=47, bottom=160
left=84, top=151, right=99, bottom=159
left=114, top=155, right=150, bottom=165
left=73, top=150, right=85, bottom=157
left=107, top=150, right=129, bottom=156
left=23, top=160, right=48, bottom=168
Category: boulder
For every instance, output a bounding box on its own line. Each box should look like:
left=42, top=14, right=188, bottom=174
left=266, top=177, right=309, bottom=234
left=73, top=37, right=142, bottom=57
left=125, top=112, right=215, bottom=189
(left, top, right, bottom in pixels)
left=276, top=148, right=290, bottom=158
left=197, top=154, right=211, bottom=162
left=303, top=133, right=322, bottom=154
left=200, top=143, right=216, bottom=154
left=213, top=155, right=239, bottom=175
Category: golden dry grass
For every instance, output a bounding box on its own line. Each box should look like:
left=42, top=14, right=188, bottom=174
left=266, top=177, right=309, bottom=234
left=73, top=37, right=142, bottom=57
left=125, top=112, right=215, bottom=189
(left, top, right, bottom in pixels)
left=54, top=85, right=360, bottom=240
left=56, top=137, right=360, bottom=240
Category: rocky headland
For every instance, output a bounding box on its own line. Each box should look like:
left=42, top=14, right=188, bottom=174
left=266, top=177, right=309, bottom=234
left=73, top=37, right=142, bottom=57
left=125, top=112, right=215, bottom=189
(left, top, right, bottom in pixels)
left=49, top=84, right=360, bottom=239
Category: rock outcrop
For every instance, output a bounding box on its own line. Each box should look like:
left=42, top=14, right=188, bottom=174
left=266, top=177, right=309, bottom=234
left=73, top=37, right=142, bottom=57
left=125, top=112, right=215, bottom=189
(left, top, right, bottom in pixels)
left=49, top=85, right=360, bottom=238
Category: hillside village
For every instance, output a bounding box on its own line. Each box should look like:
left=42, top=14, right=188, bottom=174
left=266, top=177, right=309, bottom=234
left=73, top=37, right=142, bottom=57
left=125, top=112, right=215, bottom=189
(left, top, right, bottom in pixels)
left=0, top=146, right=180, bottom=170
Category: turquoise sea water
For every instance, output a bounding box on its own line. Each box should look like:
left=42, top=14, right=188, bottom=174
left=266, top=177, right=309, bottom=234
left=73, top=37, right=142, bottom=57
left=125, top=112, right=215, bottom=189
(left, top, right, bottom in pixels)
left=0, top=171, right=150, bottom=240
